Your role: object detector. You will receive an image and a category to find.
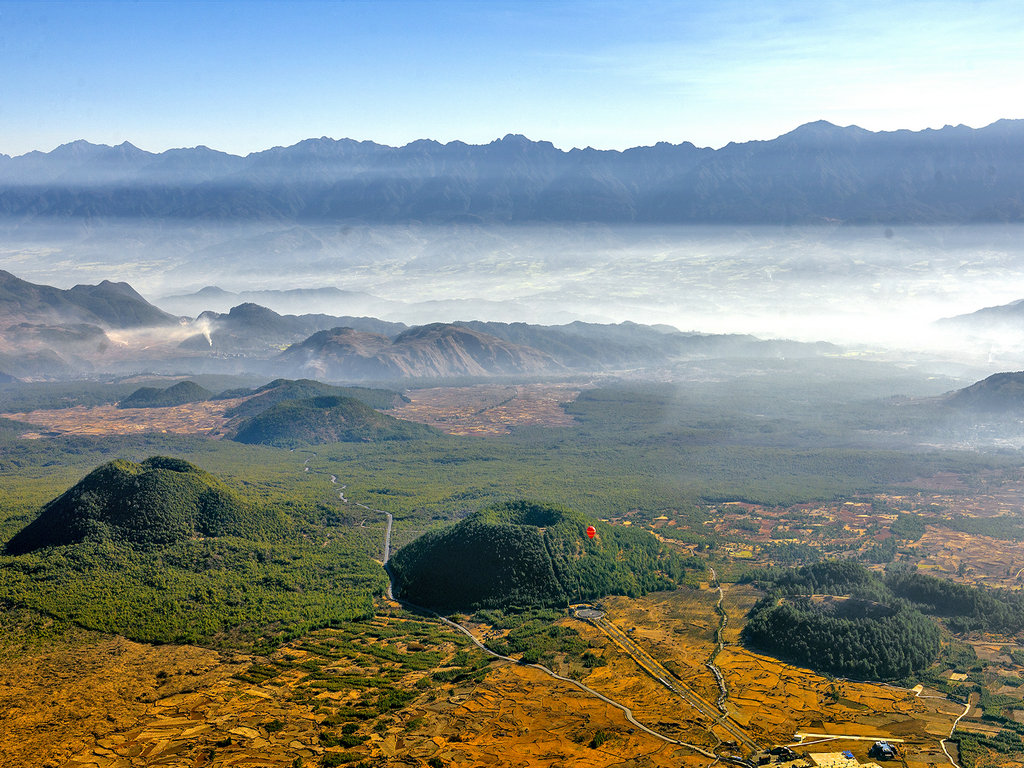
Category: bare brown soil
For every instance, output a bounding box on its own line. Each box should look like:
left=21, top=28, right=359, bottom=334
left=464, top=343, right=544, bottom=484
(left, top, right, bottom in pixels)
left=10, top=399, right=247, bottom=440
left=11, top=382, right=583, bottom=440
left=389, top=383, right=582, bottom=435
left=911, top=528, right=1024, bottom=590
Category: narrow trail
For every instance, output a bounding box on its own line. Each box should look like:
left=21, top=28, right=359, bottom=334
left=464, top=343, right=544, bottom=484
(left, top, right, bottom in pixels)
left=939, top=695, right=974, bottom=768
left=426, top=608, right=717, bottom=756
left=585, top=613, right=758, bottom=756
left=322, top=465, right=390, bottom=578
left=299, top=452, right=722, bottom=760
left=706, top=567, right=730, bottom=713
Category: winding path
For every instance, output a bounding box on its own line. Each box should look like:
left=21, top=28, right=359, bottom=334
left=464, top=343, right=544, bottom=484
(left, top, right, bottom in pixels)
left=427, top=608, right=717, bottom=756
left=302, top=453, right=721, bottom=760
left=939, top=696, right=974, bottom=768
left=586, top=612, right=759, bottom=756
left=706, top=567, right=730, bottom=713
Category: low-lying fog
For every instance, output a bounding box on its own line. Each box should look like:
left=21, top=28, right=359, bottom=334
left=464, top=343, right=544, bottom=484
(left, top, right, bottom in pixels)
left=4, top=220, right=1024, bottom=362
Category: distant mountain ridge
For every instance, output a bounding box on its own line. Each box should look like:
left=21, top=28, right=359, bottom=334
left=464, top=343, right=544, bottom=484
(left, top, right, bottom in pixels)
left=179, top=302, right=405, bottom=352
left=943, top=371, right=1024, bottom=411
left=937, top=298, right=1024, bottom=331
left=278, top=323, right=563, bottom=380
left=157, top=285, right=400, bottom=319
left=2, top=120, right=1024, bottom=223
left=0, top=268, right=836, bottom=380
left=0, top=270, right=178, bottom=328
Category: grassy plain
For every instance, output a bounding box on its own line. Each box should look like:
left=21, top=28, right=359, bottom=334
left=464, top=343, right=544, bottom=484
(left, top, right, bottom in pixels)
left=3, top=370, right=1024, bottom=766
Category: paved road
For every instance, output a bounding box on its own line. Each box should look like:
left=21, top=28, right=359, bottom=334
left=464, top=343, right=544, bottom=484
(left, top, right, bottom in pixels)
left=587, top=614, right=760, bottom=756
left=304, top=453, right=742, bottom=761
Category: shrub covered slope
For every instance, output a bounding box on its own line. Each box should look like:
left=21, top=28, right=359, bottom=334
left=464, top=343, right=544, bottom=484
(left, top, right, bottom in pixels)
left=389, top=500, right=690, bottom=610
left=231, top=395, right=437, bottom=447
left=5, top=456, right=283, bottom=553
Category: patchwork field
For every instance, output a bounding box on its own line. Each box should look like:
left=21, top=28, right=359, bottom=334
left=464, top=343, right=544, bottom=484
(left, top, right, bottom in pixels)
left=8, top=382, right=583, bottom=440
left=389, top=383, right=582, bottom=435
left=1, top=607, right=709, bottom=768
left=580, top=587, right=965, bottom=767
left=9, top=399, right=247, bottom=439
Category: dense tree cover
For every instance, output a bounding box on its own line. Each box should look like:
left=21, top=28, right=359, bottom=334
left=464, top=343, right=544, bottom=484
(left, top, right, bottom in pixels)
left=885, top=570, right=1024, bottom=634
left=742, top=595, right=940, bottom=680
left=745, top=561, right=1024, bottom=639
left=0, top=416, right=31, bottom=436
left=0, top=375, right=267, bottom=413
left=742, top=560, right=891, bottom=602
left=758, top=541, right=822, bottom=565
left=890, top=512, right=927, bottom=541
left=389, top=500, right=690, bottom=610
left=5, top=456, right=285, bottom=553
left=116, top=380, right=212, bottom=408
left=741, top=560, right=940, bottom=679
left=232, top=396, right=437, bottom=447
left=1, top=378, right=1010, bottom=517
left=222, top=379, right=406, bottom=419
left=0, top=375, right=1017, bottom=654
left=0, top=454, right=388, bottom=645
left=563, top=382, right=1011, bottom=507
left=927, top=514, right=1024, bottom=542
left=0, top=536, right=383, bottom=645
left=0, top=380, right=139, bottom=412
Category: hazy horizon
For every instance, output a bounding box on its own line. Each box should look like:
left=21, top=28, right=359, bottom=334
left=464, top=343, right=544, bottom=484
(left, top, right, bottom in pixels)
left=2, top=116, right=1019, bottom=158
left=5, top=220, right=1024, bottom=367
left=2, top=1, right=1021, bottom=157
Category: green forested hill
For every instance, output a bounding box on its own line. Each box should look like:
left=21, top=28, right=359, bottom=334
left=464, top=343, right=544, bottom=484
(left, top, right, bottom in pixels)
left=5, top=456, right=283, bottom=553
left=740, top=561, right=941, bottom=680
left=117, top=380, right=213, bottom=409
left=222, top=378, right=407, bottom=420
left=389, top=500, right=691, bottom=610
left=231, top=395, right=437, bottom=447
left=0, top=451, right=385, bottom=645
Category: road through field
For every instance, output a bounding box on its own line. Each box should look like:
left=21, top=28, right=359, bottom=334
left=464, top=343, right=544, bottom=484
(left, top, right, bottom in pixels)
left=303, top=453, right=726, bottom=760
left=586, top=613, right=761, bottom=755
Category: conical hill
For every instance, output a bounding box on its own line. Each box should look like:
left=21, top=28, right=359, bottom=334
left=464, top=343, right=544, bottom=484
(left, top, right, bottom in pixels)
left=388, top=500, right=686, bottom=611
left=5, top=456, right=282, bottom=553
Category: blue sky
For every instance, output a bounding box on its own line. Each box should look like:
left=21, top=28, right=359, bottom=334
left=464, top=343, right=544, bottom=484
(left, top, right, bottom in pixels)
left=1, top=0, right=1021, bottom=156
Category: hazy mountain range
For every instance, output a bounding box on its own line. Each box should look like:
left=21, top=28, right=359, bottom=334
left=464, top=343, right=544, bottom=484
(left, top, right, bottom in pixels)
left=938, top=298, right=1024, bottom=332
left=2, top=120, right=1023, bottom=224
left=0, top=270, right=834, bottom=381
left=0, top=270, right=177, bottom=328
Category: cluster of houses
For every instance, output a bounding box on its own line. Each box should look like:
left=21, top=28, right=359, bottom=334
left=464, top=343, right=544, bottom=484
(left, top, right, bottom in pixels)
left=756, top=742, right=899, bottom=768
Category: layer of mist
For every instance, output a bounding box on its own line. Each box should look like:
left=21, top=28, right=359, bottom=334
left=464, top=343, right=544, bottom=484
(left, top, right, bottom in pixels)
left=4, top=221, right=1024, bottom=363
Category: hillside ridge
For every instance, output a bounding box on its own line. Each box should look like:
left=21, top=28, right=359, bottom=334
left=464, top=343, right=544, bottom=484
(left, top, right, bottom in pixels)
left=5, top=456, right=283, bottom=553
left=388, top=500, right=688, bottom=610
left=2, top=120, right=1024, bottom=223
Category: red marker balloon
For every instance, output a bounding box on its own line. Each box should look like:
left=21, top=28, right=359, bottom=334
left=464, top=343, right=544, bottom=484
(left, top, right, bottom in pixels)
left=586, top=525, right=596, bottom=539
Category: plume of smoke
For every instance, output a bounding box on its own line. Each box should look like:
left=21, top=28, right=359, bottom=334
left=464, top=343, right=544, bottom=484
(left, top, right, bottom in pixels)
left=104, top=317, right=218, bottom=350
